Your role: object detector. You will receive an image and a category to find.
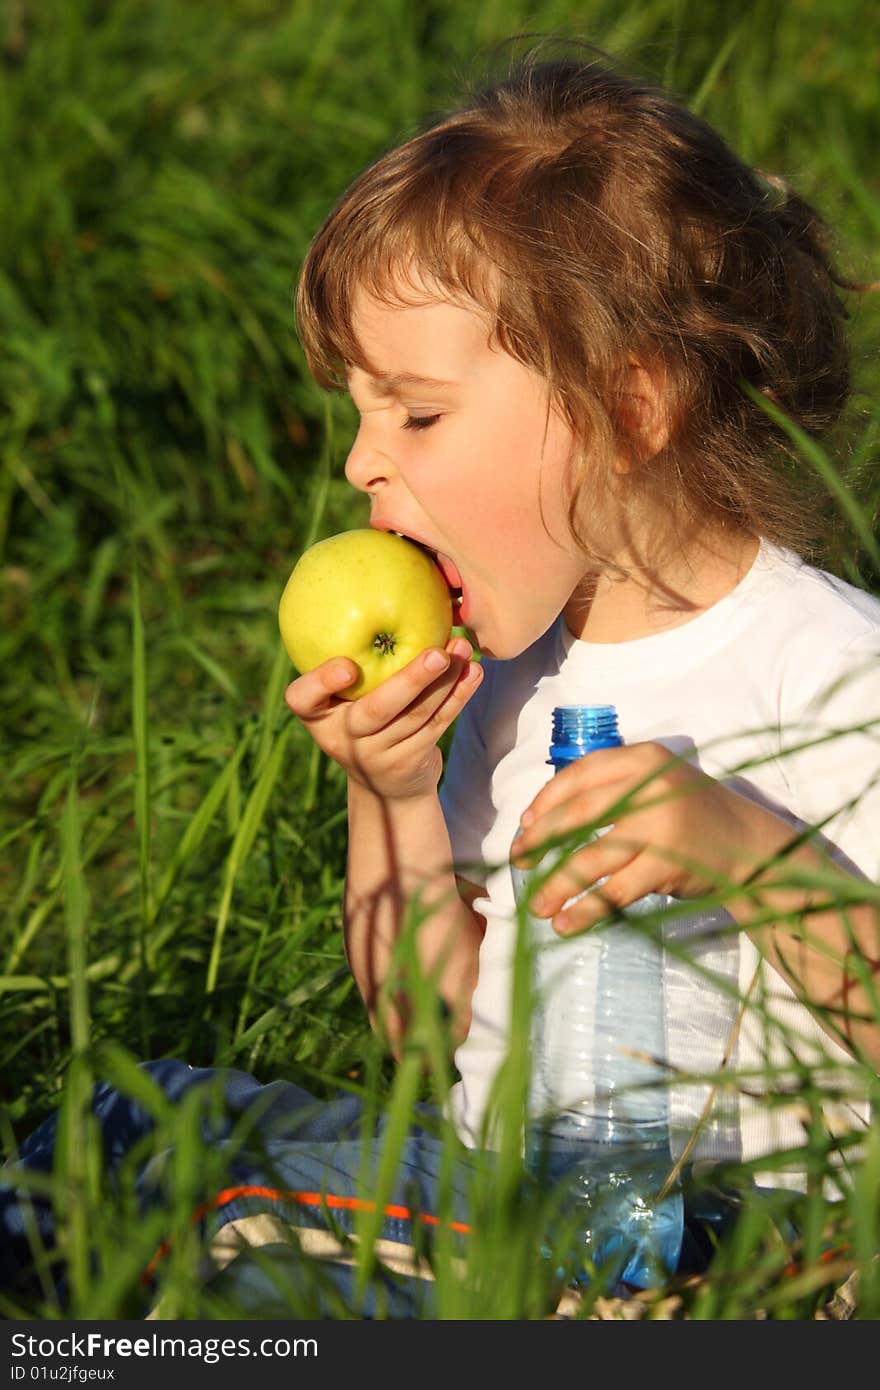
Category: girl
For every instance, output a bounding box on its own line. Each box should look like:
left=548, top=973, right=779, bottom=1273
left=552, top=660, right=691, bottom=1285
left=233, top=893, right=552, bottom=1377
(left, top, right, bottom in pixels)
left=288, top=50, right=880, bottom=1177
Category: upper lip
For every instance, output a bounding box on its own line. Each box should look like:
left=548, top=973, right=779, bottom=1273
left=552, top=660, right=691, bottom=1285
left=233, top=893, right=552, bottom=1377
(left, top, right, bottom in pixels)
left=370, top=519, right=436, bottom=552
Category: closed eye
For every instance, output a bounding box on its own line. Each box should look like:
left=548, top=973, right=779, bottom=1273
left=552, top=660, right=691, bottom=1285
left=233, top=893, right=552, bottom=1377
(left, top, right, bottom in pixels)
left=402, top=414, right=441, bottom=432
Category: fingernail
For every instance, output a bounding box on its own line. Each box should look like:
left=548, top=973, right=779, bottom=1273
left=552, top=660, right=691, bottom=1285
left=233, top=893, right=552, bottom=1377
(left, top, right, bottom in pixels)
left=333, top=662, right=354, bottom=684
left=424, top=650, right=449, bottom=672
left=520, top=810, right=534, bottom=829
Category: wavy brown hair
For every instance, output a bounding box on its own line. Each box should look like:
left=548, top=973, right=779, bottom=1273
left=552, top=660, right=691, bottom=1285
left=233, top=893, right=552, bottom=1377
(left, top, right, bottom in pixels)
left=296, top=50, right=855, bottom=565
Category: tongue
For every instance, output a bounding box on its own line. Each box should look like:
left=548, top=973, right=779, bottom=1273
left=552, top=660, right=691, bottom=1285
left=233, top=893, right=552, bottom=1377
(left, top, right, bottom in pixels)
left=435, top=552, right=463, bottom=591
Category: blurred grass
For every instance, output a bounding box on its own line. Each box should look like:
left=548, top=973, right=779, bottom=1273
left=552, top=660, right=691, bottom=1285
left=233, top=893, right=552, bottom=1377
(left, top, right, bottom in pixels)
left=0, top=0, right=878, bottom=1319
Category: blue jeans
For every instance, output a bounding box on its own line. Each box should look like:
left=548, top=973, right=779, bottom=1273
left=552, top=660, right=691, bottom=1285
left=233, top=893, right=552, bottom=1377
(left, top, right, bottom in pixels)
left=0, top=1060, right=483, bottom=1316
left=0, top=1060, right=738, bottom=1316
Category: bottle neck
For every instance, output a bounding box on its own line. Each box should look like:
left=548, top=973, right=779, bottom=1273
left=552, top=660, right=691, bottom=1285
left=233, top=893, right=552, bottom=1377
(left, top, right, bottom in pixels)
left=548, top=704, right=622, bottom=770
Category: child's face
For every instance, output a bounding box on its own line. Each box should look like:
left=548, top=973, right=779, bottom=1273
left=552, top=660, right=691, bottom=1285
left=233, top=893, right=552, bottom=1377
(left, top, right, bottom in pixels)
left=344, top=284, right=592, bottom=659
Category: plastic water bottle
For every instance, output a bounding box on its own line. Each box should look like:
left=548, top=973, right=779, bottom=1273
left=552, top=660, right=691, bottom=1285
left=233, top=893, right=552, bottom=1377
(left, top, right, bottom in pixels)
left=512, top=704, right=684, bottom=1288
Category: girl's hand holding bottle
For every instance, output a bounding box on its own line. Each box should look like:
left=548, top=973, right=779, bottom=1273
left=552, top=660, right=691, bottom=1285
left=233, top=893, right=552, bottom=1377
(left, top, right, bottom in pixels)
left=511, top=741, right=798, bottom=936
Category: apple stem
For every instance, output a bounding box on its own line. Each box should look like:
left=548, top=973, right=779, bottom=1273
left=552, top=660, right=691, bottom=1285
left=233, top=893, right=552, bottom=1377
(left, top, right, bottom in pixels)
left=373, top=633, right=396, bottom=655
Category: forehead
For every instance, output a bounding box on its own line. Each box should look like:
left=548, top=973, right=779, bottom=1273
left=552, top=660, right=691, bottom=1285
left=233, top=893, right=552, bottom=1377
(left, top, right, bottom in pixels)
left=348, top=283, right=495, bottom=383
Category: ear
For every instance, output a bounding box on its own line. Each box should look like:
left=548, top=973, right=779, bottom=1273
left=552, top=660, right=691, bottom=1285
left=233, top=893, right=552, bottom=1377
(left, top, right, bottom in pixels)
left=613, top=358, right=670, bottom=471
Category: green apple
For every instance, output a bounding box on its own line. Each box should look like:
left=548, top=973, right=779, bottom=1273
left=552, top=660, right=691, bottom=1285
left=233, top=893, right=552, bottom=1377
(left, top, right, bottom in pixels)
left=278, top=529, right=454, bottom=699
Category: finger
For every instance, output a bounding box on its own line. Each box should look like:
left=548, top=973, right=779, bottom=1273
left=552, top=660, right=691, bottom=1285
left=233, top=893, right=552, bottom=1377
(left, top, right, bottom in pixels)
left=524, top=835, right=637, bottom=919
left=284, top=658, right=358, bottom=719
left=511, top=782, right=628, bottom=866
left=446, top=635, right=474, bottom=661
left=551, top=858, right=667, bottom=938
left=346, top=645, right=469, bottom=737
left=358, top=651, right=482, bottom=753
left=517, top=743, right=666, bottom=833
left=515, top=768, right=624, bottom=848
left=399, top=653, right=484, bottom=740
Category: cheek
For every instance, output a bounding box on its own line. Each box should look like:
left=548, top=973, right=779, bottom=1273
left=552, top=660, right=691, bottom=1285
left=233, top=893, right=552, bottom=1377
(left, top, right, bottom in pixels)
left=467, top=440, right=575, bottom=567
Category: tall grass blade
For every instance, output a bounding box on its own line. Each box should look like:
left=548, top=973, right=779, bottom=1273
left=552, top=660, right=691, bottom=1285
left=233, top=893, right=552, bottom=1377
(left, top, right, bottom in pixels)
left=61, top=777, right=90, bottom=1055
left=744, top=384, right=880, bottom=574
left=690, top=27, right=742, bottom=116
left=131, top=562, right=152, bottom=1053
left=206, top=722, right=291, bottom=993
left=58, top=775, right=93, bottom=1309
left=146, top=727, right=253, bottom=949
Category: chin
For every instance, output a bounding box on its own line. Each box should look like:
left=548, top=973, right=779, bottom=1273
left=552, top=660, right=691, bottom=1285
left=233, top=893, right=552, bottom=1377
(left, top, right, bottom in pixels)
left=471, top=633, right=516, bottom=661
left=487, top=616, right=559, bottom=662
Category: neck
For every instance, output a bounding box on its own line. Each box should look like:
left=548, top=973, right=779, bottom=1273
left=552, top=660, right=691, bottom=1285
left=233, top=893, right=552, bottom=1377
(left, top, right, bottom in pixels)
left=563, top=527, right=760, bottom=644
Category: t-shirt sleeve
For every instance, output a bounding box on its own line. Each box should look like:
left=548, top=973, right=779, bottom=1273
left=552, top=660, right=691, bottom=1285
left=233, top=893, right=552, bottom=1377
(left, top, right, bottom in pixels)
left=779, top=629, right=880, bottom=881
left=438, top=670, right=495, bottom=886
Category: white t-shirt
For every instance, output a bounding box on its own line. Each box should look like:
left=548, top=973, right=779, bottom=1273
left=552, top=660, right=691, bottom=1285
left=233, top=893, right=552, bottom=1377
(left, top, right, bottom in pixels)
left=439, top=541, right=880, bottom=1178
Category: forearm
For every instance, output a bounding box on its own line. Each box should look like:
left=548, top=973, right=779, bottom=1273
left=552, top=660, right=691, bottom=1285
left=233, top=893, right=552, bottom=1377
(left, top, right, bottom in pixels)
left=729, top=833, right=880, bottom=1069
left=344, top=778, right=483, bottom=1047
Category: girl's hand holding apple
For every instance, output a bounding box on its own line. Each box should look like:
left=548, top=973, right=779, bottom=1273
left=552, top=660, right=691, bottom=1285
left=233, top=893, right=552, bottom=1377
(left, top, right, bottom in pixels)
left=284, top=636, right=482, bottom=801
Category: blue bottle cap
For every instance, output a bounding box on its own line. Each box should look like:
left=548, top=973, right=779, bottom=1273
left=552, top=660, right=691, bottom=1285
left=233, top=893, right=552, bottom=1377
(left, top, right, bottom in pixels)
left=548, top=704, right=621, bottom=767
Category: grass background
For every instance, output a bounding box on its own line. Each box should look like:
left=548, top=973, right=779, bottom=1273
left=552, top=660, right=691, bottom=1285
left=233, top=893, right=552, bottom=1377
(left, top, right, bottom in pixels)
left=1, top=0, right=879, bottom=1318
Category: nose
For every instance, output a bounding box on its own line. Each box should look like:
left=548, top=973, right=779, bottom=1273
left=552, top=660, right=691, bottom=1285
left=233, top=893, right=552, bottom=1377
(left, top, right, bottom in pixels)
left=344, top=426, right=392, bottom=495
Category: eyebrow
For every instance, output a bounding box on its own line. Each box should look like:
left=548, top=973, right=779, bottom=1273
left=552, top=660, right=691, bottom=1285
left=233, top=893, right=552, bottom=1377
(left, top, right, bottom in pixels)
left=363, top=371, right=458, bottom=396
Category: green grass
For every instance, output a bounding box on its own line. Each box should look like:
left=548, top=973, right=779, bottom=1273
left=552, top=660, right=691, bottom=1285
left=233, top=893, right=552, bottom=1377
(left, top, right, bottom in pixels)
left=1, top=0, right=879, bottom=1319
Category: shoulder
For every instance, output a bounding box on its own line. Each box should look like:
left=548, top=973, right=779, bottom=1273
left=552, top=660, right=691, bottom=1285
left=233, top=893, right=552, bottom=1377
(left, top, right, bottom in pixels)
left=758, top=543, right=880, bottom=636
left=750, top=544, right=880, bottom=709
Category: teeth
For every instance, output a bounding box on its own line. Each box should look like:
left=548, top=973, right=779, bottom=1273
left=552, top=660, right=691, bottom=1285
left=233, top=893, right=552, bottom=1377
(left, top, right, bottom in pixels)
left=452, top=592, right=463, bottom=606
